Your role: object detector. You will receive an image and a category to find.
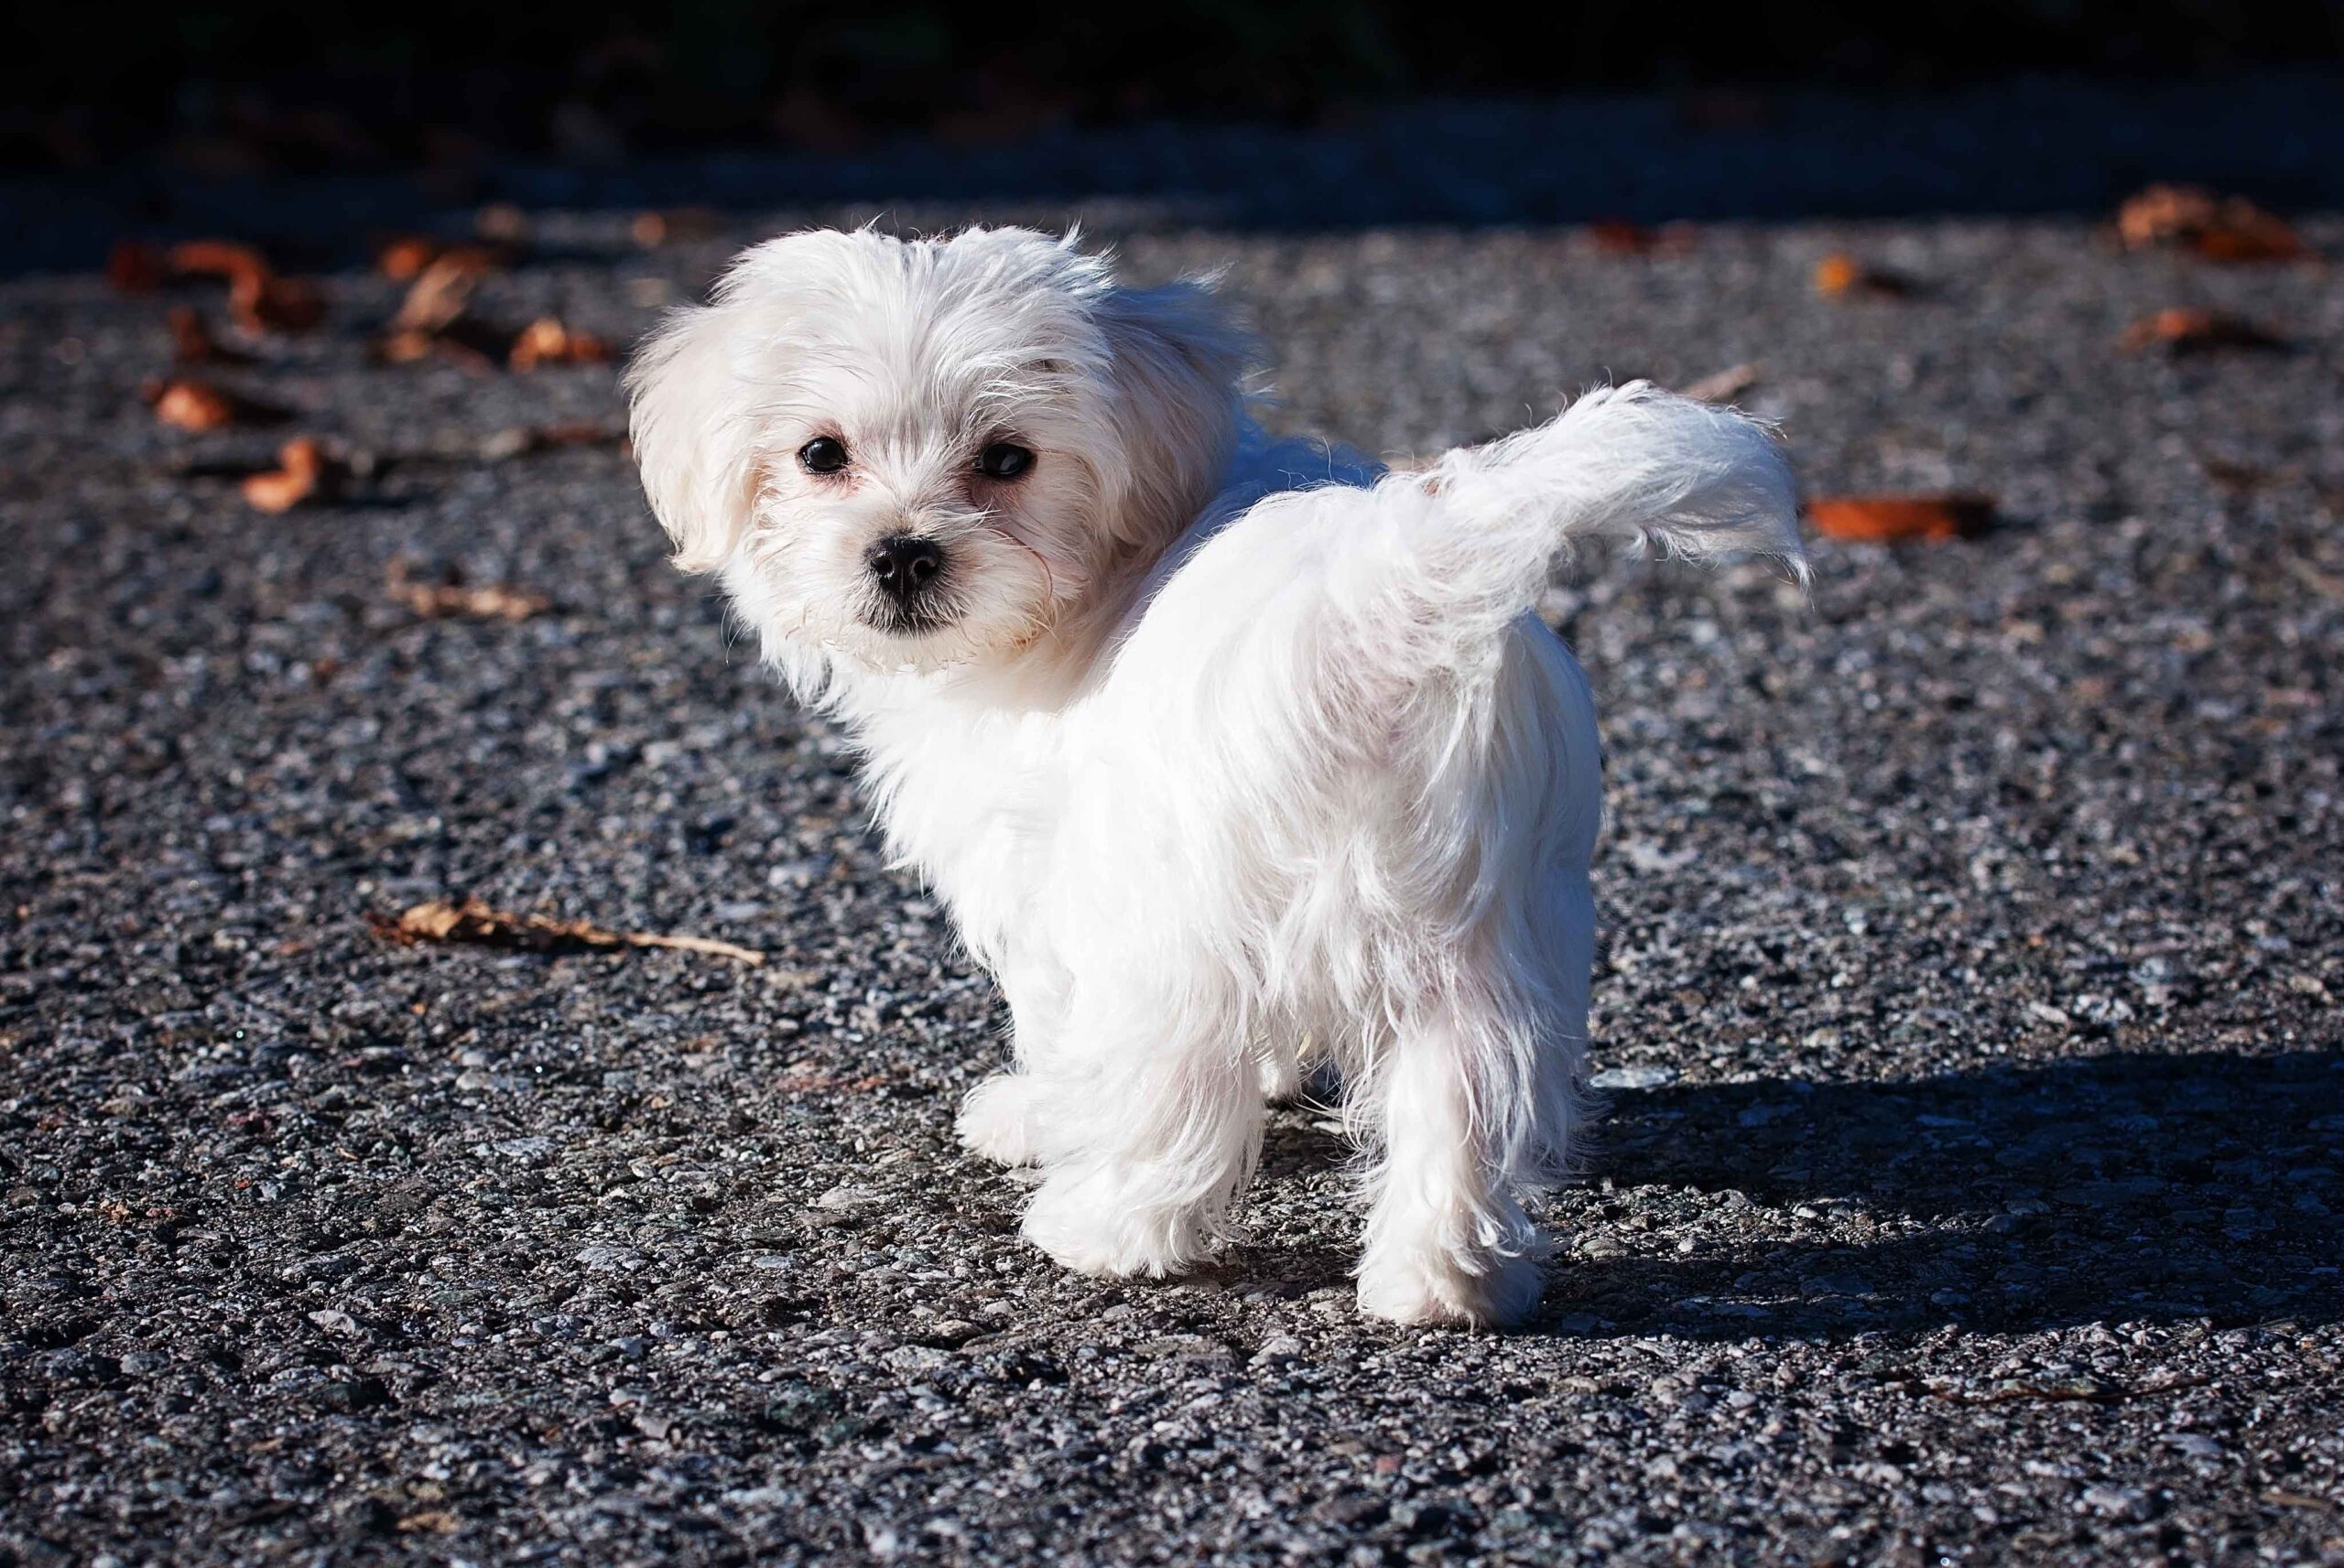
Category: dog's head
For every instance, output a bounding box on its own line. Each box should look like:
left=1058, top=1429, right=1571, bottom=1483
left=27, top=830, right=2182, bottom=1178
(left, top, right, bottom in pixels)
left=626, top=226, right=1250, bottom=678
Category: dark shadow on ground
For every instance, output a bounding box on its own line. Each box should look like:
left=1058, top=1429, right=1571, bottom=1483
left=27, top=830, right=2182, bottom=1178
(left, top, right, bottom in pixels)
left=1219, top=1051, right=2344, bottom=1338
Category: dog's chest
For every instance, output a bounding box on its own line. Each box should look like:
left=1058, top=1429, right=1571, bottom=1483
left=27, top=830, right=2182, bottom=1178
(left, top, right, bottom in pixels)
left=856, top=706, right=1069, bottom=963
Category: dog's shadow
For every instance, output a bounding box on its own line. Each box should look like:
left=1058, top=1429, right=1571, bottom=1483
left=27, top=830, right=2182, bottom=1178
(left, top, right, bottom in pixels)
left=1212, top=1050, right=2344, bottom=1336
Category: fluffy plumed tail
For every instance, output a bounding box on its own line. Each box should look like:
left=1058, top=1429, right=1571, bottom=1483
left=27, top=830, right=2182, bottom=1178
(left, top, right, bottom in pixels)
left=1348, top=382, right=1803, bottom=662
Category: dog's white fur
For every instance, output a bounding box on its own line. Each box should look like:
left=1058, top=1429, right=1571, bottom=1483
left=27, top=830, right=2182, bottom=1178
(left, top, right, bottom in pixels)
left=627, top=225, right=1802, bottom=1325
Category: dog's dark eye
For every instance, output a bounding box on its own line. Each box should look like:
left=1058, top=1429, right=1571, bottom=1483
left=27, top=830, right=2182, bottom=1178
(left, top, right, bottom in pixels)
left=798, top=436, right=849, bottom=474
left=976, top=441, right=1035, bottom=481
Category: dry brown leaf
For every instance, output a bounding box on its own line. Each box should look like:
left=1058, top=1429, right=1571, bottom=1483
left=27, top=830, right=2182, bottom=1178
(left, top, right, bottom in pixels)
left=373, top=254, right=512, bottom=369
left=232, top=269, right=325, bottom=334
left=372, top=328, right=440, bottom=365
left=376, top=235, right=441, bottom=281
left=1812, top=254, right=1860, bottom=296
left=149, top=378, right=288, bottom=431
left=240, top=470, right=314, bottom=513
left=389, top=254, right=483, bottom=334
left=378, top=237, right=505, bottom=283
left=106, top=240, right=166, bottom=293
left=369, top=896, right=764, bottom=966
left=508, top=317, right=612, bottom=371
left=1679, top=362, right=1761, bottom=404
left=2190, top=221, right=2309, bottom=265
left=2118, top=307, right=2284, bottom=354
left=1814, top=254, right=1917, bottom=299
left=385, top=559, right=551, bottom=622
left=240, top=437, right=345, bottom=513
left=2117, top=184, right=2308, bottom=263
left=373, top=317, right=510, bottom=373
left=166, top=238, right=270, bottom=284
left=1807, top=494, right=1995, bottom=544
left=161, top=239, right=324, bottom=333
left=153, top=377, right=233, bottom=428
left=506, top=318, right=566, bottom=370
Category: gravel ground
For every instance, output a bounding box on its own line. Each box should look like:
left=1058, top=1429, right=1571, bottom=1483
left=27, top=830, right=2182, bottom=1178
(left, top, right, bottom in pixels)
left=3, top=172, right=2341, bottom=1564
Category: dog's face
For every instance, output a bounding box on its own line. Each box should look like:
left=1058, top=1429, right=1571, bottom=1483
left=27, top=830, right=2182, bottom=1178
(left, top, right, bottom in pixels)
left=626, top=227, right=1249, bottom=677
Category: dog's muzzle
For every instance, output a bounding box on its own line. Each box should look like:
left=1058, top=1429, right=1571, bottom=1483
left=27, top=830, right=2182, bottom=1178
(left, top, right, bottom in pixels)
left=864, top=534, right=948, bottom=630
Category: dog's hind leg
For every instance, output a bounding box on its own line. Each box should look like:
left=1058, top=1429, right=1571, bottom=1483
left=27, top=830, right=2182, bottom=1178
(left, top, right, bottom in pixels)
left=1352, top=1001, right=1552, bottom=1328
left=1352, top=1032, right=1557, bottom=1329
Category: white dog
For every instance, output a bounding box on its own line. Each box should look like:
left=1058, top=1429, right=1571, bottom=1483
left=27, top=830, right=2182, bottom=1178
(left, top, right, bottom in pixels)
left=626, top=226, right=1801, bottom=1325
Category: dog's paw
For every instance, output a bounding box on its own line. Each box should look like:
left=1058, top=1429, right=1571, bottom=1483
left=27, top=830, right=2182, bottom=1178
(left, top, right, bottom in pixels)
left=1355, top=1244, right=1544, bottom=1329
left=1021, top=1164, right=1207, bottom=1279
left=956, top=1074, right=1044, bottom=1166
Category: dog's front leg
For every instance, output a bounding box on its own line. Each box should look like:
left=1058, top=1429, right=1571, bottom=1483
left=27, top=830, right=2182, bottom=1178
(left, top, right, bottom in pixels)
left=1015, top=983, right=1261, bottom=1279
left=956, top=955, right=1071, bottom=1168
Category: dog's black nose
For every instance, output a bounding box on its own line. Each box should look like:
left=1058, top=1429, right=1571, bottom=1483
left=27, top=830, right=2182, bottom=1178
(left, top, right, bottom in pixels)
left=866, top=535, right=945, bottom=604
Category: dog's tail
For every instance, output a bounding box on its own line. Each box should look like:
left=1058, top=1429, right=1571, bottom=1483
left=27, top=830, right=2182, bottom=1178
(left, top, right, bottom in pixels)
left=1331, top=383, right=1803, bottom=669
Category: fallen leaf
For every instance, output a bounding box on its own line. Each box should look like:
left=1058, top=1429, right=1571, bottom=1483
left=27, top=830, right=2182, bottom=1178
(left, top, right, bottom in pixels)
left=1807, top=494, right=1995, bottom=543
left=151, top=374, right=231, bottom=424
left=162, top=239, right=325, bottom=334
left=371, top=318, right=510, bottom=373
left=1679, top=362, right=1761, bottom=404
left=369, top=897, right=764, bottom=967
left=232, top=269, right=324, bottom=334
left=389, top=253, right=488, bottom=334
left=374, top=254, right=515, bottom=368
left=149, top=378, right=288, bottom=431
left=385, top=559, right=551, bottom=622
left=2117, top=184, right=2308, bottom=263
left=2119, top=307, right=2284, bottom=353
left=106, top=240, right=166, bottom=293
left=376, top=235, right=441, bottom=281
left=166, top=238, right=270, bottom=285
left=167, top=307, right=251, bottom=366
left=508, top=317, right=611, bottom=371
left=371, top=328, right=443, bottom=365
left=1814, top=254, right=1918, bottom=298
left=377, top=237, right=506, bottom=282
left=240, top=437, right=346, bottom=512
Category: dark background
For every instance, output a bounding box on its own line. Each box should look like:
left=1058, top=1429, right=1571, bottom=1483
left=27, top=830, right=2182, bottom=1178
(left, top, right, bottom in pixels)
left=11, top=1, right=2344, bottom=172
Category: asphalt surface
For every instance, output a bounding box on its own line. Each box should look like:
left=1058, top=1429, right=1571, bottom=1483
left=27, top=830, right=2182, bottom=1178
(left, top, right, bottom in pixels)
left=3, top=184, right=2341, bottom=1564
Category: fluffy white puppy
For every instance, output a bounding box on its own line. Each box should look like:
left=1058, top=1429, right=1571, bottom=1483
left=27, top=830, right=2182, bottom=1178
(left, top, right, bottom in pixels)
left=627, top=225, right=1801, bottom=1325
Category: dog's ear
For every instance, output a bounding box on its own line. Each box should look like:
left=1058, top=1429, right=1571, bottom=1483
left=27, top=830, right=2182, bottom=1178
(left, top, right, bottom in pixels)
left=624, top=297, right=761, bottom=573
left=1091, top=279, right=1253, bottom=547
